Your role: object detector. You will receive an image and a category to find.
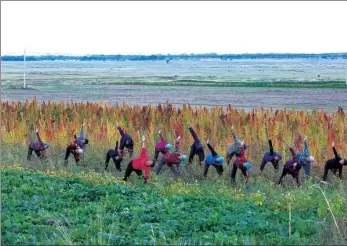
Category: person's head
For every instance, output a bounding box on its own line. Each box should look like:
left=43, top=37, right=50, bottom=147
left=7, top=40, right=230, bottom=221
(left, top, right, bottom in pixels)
left=44, top=142, right=50, bottom=149
left=165, top=144, right=173, bottom=151
left=179, top=155, right=187, bottom=167
left=307, top=155, right=315, bottom=164
left=145, top=160, right=153, bottom=166
left=76, top=147, right=83, bottom=154
left=82, top=139, right=89, bottom=144
left=243, top=144, right=248, bottom=150
left=216, top=156, right=225, bottom=165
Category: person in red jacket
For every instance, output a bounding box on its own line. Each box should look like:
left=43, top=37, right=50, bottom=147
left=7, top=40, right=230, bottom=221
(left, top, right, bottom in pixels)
left=27, top=128, right=50, bottom=160
left=123, top=135, right=152, bottom=183
left=230, top=141, right=250, bottom=183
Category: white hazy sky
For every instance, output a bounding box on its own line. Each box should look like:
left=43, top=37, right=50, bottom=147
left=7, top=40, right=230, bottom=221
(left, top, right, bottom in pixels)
left=1, top=1, right=347, bottom=55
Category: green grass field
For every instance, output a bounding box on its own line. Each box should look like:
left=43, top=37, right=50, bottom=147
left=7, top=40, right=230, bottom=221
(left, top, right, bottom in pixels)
left=2, top=143, right=347, bottom=245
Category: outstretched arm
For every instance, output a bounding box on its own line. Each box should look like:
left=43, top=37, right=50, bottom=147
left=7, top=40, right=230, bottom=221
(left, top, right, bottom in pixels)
left=79, top=124, right=85, bottom=139
left=304, top=140, right=310, bottom=156
left=290, top=147, right=297, bottom=161
left=332, top=147, right=341, bottom=161
left=174, top=136, right=180, bottom=153
left=232, top=131, right=241, bottom=146
left=207, top=143, right=217, bottom=157
left=117, top=126, right=125, bottom=137
left=268, top=139, right=274, bottom=155
left=35, top=128, right=43, bottom=144
left=189, top=127, right=199, bottom=142
left=159, top=131, right=166, bottom=142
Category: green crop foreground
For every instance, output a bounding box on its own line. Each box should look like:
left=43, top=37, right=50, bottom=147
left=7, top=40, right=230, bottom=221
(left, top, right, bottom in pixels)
left=2, top=165, right=347, bottom=245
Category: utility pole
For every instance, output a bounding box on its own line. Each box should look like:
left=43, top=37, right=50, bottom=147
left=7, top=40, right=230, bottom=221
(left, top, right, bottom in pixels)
left=23, top=49, right=26, bottom=88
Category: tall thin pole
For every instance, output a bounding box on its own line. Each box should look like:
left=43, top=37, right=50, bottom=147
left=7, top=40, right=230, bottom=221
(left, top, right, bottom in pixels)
left=23, top=49, right=26, bottom=88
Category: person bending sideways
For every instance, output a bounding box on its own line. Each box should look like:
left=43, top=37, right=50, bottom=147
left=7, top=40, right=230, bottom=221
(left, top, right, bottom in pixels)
left=155, top=136, right=187, bottom=178
left=123, top=135, right=152, bottom=183
left=260, top=139, right=282, bottom=172
left=64, top=123, right=89, bottom=165
left=187, top=127, right=205, bottom=166
left=278, top=147, right=302, bottom=187
left=105, top=140, right=123, bottom=171
left=231, top=142, right=250, bottom=184
left=322, top=141, right=347, bottom=181
left=27, top=128, right=50, bottom=161
left=203, top=139, right=225, bottom=178
left=117, top=122, right=134, bottom=158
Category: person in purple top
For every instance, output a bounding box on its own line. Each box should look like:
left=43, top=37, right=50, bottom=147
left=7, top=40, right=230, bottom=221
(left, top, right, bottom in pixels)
left=278, top=147, right=302, bottom=187
left=116, top=122, right=134, bottom=158
left=187, top=127, right=205, bottom=166
left=27, top=128, right=50, bottom=160
left=260, top=139, right=282, bottom=171
left=323, top=141, right=347, bottom=181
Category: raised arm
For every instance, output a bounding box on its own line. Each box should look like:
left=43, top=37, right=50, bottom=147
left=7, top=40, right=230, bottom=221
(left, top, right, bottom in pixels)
left=79, top=125, right=85, bottom=140
left=174, top=136, right=180, bottom=153
left=232, top=131, right=241, bottom=146
left=189, top=127, right=200, bottom=142
left=268, top=139, right=274, bottom=155
left=35, top=128, right=43, bottom=144
left=159, top=131, right=166, bottom=142
left=290, top=147, right=297, bottom=161
left=304, top=140, right=309, bottom=156
left=332, top=147, right=341, bottom=161
left=207, top=143, right=218, bottom=157
left=117, top=126, right=125, bottom=137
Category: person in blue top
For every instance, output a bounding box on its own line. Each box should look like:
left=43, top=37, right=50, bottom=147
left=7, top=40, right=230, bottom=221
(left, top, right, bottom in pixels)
left=203, top=139, right=225, bottom=178
left=296, top=136, right=315, bottom=177
left=260, top=139, right=282, bottom=171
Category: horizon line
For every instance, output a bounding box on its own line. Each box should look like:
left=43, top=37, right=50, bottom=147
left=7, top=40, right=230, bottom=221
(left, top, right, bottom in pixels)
left=2, top=52, right=347, bottom=57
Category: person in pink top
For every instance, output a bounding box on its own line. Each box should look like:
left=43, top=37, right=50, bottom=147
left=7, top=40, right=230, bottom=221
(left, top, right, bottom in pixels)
left=123, top=135, right=152, bottom=183
left=230, top=141, right=251, bottom=183
left=151, top=130, right=171, bottom=167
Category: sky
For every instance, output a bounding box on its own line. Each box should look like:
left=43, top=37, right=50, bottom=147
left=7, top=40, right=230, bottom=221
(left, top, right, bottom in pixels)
left=1, top=1, right=347, bottom=55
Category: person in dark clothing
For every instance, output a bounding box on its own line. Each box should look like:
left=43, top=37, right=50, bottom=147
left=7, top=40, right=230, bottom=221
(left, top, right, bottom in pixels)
left=323, top=142, right=347, bottom=181
left=278, top=147, right=302, bottom=186
left=203, top=139, right=225, bottom=178
left=116, top=122, right=134, bottom=158
left=230, top=142, right=250, bottom=183
left=123, top=135, right=152, bottom=183
left=105, top=140, right=123, bottom=171
left=151, top=130, right=171, bottom=167
left=27, top=128, right=50, bottom=160
left=260, top=139, right=282, bottom=171
left=226, top=125, right=248, bottom=165
left=155, top=136, right=187, bottom=178
left=64, top=123, right=89, bottom=165
left=187, top=127, right=205, bottom=166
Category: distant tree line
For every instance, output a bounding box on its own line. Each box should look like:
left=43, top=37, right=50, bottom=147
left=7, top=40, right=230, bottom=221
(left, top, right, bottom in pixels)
left=2, top=53, right=347, bottom=61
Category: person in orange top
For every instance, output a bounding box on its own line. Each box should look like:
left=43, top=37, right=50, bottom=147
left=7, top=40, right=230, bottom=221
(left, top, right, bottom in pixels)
left=123, top=135, right=152, bottom=183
